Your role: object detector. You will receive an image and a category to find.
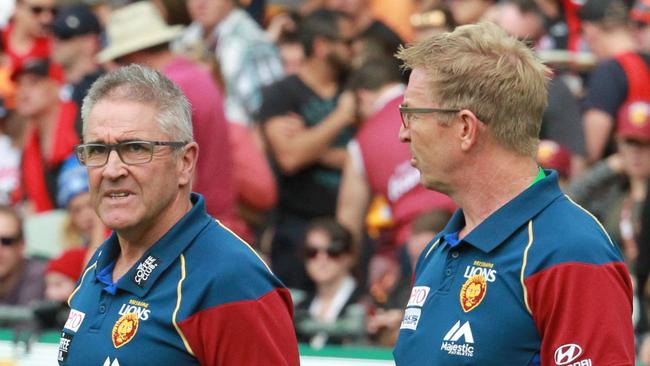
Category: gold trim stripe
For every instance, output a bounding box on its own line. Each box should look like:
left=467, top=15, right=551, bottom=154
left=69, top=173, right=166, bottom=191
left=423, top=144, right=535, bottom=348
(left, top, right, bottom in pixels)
left=424, top=238, right=441, bottom=258
left=520, top=220, right=534, bottom=315
left=67, top=261, right=97, bottom=306
left=216, top=220, right=273, bottom=273
left=565, top=194, right=615, bottom=246
left=172, top=254, right=195, bottom=356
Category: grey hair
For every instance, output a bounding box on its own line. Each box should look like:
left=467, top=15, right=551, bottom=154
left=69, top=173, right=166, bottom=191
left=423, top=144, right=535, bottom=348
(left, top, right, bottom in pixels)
left=81, top=64, right=193, bottom=142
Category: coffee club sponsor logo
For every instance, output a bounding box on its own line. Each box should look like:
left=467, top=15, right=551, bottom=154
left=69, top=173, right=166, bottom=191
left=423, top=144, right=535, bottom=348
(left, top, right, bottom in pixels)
left=133, top=255, right=159, bottom=288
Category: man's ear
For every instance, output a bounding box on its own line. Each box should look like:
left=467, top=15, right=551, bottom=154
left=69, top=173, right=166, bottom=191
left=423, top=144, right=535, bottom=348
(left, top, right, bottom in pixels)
left=177, top=141, right=199, bottom=187
left=457, top=110, right=483, bottom=152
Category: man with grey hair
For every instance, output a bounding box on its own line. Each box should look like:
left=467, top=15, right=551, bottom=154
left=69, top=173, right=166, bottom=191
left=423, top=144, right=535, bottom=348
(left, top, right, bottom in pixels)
left=58, top=64, right=299, bottom=366
left=393, top=22, right=633, bottom=365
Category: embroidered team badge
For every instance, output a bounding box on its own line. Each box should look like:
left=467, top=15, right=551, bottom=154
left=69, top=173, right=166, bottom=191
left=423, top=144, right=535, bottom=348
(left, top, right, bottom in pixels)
left=460, top=274, right=487, bottom=312
left=112, top=312, right=139, bottom=348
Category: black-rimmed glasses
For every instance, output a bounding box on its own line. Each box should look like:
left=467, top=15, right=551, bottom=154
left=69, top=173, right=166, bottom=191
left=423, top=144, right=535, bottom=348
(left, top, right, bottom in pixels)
left=399, top=105, right=461, bottom=128
left=75, top=140, right=187, bottom=167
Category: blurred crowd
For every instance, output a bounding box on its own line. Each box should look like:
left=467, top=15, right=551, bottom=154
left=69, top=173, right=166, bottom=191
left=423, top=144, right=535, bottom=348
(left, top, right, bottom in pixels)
left=0, top=0, right=649, bottom=358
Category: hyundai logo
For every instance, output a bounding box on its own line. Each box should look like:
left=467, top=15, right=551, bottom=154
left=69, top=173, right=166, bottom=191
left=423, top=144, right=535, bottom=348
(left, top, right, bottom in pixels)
left=554, top=344, right=583, bottom=365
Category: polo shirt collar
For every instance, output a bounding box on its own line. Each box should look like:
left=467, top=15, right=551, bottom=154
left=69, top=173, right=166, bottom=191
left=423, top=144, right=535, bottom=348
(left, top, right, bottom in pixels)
left=93, top=193, right=212, bottom=297
left=441, top=170, right=562, bottom=253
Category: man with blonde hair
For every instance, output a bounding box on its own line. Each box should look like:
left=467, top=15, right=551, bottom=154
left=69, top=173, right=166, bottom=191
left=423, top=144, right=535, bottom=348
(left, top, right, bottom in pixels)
left=393, top=22, right=633, bottom=365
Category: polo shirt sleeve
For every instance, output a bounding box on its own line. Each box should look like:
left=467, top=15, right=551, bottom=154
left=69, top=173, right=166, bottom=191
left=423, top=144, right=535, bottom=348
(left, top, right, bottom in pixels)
left=177, top=287, right=300, bottom=366
left=524, top=241, right=634, bottom=365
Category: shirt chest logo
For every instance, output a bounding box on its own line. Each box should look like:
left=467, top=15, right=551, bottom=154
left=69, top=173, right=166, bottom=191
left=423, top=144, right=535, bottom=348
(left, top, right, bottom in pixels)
left=460, top=275, right=487, bottom=312
left=112, top=312, right=139, bottom=348
left=133, top=255, right=160, bottom=287
left=441, top=320, right=475, bottom=357
left=463, top=260, right=497, bottom=282
left=118, top=299, right=152, bottom=321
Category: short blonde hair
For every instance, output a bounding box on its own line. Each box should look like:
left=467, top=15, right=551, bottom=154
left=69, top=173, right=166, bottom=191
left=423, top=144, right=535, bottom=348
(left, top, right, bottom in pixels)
left=396, top=21, right=550, bottom=156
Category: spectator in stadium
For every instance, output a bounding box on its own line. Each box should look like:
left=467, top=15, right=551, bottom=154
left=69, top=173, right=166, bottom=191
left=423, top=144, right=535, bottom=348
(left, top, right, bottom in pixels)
left=0, top=205, right=45, bottom=306
left=179, top=0, right=284, bottom=126
left=568, top=101, right=650, bottom=263
left=579, top=0, right=650, bottom=163
left=410, top=4, right=456, bottom=42
left=50, top=4, right=104, bottom=137
left=393, top=22, right=633, bottom=364
left=366, top=208, right=452, bottom=347
left=294, top=218, right=365, bottom=348
left=1, top=0, right=54, bottom=67
left=325, top=0, right=404, bottom=59
left=14, top=58, right=79, bottom=212
left=64, top=65, right=299, bottom=365
left=536, top=139, right=572, bottom=188
left=44, top=246, right=87, bottom=302
left=56, top=155, right=106, bottom=252
left=258, top=9, right=356, bottom=290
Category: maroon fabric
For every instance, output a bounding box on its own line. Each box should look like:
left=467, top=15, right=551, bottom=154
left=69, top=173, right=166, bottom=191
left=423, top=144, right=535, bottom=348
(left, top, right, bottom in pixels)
left=356, top=94, right=456, bottom=246
left=178, top=288, right=300, bottom=366
left=525, top=262, right=634, bottom=365
left=163, top=58, right=240, bottom=224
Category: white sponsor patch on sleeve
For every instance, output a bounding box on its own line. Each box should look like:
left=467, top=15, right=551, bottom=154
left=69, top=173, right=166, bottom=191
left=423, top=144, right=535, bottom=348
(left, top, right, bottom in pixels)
left=400, top=307, right=422, bottom=330
left=407, top=286, right=430, bottom=307
left=64, top=309, right=85, bottom=333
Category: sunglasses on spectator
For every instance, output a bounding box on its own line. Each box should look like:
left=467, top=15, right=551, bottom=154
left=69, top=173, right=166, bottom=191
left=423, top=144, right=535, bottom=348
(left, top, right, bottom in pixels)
left=0, top=236, right=21, bottom=246
left=23, top=3, right=58, bottom=16
left=304, top=244, right=348, bottom=259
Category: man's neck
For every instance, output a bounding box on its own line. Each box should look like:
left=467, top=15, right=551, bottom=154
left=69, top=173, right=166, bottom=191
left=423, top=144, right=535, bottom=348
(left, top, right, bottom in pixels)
left=112, top=194, right=192, bottom=280
left=452, top=149, right=539, bottom=239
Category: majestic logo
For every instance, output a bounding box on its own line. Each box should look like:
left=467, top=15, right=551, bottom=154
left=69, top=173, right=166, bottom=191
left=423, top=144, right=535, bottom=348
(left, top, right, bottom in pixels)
left=554, top=344, right=584, bottom=365
left=441, top=321, right=474, bottom=357
left=460, top=274, right=487, bottom=312
left=118, top=299, right=151, bottom=321
left=103, top=357, right=121, bottom=366
left=112, top=312, right=139, bottom=348
left=57, top=331, right=74, bottom=362
left=133, top=255, right=159, bottom=287
left=64, top=309, right=85, bottom=333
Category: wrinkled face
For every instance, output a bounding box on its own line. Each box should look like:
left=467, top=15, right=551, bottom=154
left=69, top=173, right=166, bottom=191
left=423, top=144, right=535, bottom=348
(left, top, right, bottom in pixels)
left=0, top=212, right=24, bottom=280
left=84, top=99, right=190, bottom=238
left=16, top=74, right=59, bottom=118
left=187, top=0, right=232, bottom=30
left=14, top=0, right=57, bottom=37
left=45, top=272, right=76, bottom=302
left=618, top=137, right=650, bottom=179
left=304, top=229, right=352, bottom=286
left=399, top=68, right=457, bottom=193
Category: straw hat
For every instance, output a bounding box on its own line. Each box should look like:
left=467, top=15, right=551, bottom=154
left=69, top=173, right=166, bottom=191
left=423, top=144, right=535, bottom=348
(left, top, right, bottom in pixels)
left=97, top=1, right=184, bottom=63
